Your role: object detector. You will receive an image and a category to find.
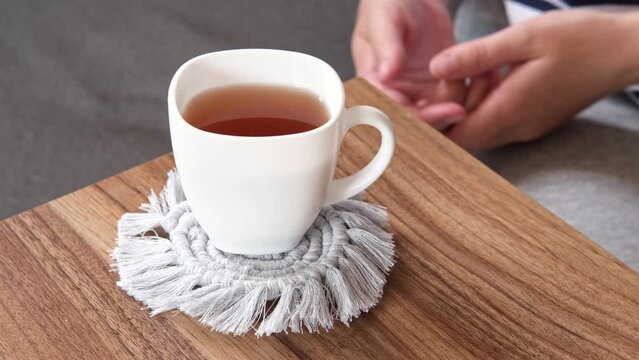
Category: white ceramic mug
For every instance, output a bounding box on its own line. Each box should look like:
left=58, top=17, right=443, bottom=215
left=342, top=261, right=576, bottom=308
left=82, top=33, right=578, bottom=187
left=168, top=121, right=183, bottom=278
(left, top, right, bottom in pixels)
left=168, top=49, right=394, bottom=255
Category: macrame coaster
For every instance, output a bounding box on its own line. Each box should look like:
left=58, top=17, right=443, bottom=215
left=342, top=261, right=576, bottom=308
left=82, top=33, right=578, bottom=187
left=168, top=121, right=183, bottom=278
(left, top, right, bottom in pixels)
left=112, top=169, right=395, bottom=336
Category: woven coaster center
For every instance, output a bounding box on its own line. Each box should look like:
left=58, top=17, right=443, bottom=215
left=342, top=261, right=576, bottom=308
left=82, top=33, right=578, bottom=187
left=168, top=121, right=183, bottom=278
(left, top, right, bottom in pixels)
left=113, top=169, right=395, bottom=336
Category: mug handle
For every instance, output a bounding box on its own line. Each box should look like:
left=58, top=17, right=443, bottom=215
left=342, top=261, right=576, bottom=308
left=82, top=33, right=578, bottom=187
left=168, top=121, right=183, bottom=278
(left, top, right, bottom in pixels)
left=324, top=105, right=396, bottom=206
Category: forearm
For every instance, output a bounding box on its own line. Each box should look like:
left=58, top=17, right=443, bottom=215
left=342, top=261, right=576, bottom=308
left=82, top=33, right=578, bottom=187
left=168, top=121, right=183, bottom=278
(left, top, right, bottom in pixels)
left=616, top=11, right=639, bottom=86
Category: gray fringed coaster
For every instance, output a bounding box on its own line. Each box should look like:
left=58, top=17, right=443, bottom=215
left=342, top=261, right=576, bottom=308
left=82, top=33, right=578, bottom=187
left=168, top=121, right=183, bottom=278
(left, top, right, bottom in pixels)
left=112, top=169, right=395, bottom=336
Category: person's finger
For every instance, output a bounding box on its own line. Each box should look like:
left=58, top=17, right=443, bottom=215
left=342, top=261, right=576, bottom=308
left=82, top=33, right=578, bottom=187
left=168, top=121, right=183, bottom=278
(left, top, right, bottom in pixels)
left=415, top=102, right=466, bottom=131
left=367, top=11, right=406, bottom=81
left=492, top=65, right=507, bottom=87
left=465, top=73, right=493, bottom=112
left=429, top=25, right=535, bottom=80
left=429, top=79, right=466, bottom=105
left=388, top=79, right=466, bottom=109
left=352, top=35, right=406, bottom=104
left=352, top=33, right=377, bottom=76
left=446, top=63, right=540, bottom=150
left=366, top=77, right=411, bottom=105
left=380, top=85, right=411, bottom=105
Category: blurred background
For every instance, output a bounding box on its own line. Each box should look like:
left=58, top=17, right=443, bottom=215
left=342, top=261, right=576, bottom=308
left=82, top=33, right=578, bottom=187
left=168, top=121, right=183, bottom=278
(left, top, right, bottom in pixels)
left=1, top=0, right=638, bottom=269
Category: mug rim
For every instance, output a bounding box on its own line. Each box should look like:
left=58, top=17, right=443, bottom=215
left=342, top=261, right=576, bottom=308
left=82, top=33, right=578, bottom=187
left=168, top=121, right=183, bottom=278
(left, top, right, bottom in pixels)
left=168, top=49, right=345, bottom=141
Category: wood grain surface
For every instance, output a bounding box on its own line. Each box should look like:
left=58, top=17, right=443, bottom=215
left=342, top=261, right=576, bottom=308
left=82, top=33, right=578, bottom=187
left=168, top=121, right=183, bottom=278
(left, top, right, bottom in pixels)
left=1, top=78, right=638, bottom=359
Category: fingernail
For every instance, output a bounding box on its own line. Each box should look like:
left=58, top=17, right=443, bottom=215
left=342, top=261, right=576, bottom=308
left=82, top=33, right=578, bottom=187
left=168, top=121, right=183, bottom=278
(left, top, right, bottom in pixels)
left=431, top=52, right=458, bottom=78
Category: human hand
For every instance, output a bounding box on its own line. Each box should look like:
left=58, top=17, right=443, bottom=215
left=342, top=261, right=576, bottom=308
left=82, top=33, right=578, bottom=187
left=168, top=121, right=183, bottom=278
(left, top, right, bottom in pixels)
left=430, top=10, right=639, bottom=150
left=352, top=0, right=466, bottom=129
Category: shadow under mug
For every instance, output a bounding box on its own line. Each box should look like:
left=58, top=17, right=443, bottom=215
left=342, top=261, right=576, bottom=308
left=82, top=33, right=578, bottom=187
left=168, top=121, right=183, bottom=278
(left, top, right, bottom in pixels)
left=168, top=49, right=395, bottom=255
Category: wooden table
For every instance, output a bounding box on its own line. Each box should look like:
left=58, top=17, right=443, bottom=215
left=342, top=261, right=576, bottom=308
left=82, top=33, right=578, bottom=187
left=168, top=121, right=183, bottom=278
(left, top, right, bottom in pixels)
left=1, top=79, right=638, bottom=359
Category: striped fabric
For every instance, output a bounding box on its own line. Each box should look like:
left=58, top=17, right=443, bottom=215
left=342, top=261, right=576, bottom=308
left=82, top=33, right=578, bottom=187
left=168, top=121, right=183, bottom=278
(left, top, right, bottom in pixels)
left=505, top=0, right=639, bottom=104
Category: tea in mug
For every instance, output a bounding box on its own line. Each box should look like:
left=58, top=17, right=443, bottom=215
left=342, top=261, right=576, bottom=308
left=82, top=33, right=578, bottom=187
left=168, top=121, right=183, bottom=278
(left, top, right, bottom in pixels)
left=183, top=85, right=329, bottom=137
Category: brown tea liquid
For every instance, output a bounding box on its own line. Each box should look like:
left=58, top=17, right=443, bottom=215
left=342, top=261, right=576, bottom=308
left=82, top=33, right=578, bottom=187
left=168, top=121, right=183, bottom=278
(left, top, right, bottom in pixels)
left=183, top=85, right=329, bottom=137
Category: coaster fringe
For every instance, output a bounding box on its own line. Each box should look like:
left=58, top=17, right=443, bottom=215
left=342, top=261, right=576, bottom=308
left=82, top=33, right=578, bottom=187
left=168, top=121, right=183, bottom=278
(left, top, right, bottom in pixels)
left=112, top=169, right=395, bottom=336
